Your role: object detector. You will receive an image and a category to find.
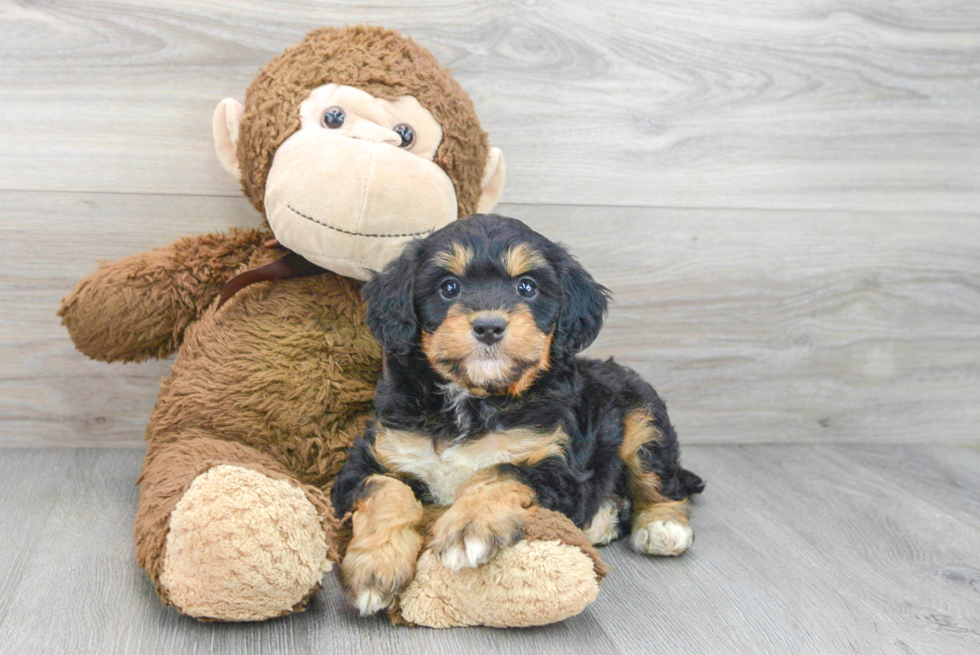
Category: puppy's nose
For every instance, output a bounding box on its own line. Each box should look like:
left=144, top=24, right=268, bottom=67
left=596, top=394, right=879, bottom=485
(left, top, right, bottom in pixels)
left=472, top=316, right=507, bottom=345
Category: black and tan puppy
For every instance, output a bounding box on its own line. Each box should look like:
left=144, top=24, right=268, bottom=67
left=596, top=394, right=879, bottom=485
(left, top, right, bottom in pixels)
left=332, top=214, right=704, bottom=614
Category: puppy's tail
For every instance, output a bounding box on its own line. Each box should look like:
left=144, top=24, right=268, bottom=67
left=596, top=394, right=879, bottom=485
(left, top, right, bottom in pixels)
left=678, top=468, right=705, bottom=495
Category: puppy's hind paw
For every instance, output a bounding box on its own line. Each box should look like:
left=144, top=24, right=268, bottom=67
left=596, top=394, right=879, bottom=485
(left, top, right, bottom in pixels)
left=631, top=519, right=694, bottom=556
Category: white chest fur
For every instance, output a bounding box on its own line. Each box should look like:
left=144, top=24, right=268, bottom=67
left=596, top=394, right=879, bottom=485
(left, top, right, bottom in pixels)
left=373, top=427, right=567, bottom=505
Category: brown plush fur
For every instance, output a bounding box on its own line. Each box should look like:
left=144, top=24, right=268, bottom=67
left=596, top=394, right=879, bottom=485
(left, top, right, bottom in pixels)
left=239, top=25, right=489, bottom=218
left=57, top=229, right=267, bottom=363
left=59, top=227, right=384, bottom=615
left=146, top=244, right=379, bottom=487
left=136, top=431, right=346, bottom=602
left=59, top=25, right=603, bottom=625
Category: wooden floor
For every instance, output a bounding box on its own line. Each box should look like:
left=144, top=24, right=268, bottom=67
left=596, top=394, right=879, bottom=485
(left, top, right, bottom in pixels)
left=1, top=1, right=979, bottom=653
left=0, top=446, right=978, bottom=654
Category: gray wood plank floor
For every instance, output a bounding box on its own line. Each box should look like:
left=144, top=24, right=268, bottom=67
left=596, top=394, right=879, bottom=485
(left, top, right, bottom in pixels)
left=1, top=446, right=978, bottom=655
left=2, top=2, right=978, bottom=654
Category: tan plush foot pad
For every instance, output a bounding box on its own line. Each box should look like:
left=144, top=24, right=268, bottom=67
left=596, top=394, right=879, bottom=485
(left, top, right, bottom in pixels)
left=160, top=465, right=331, bottom=621
left=397, top=539, right=600, bottom=628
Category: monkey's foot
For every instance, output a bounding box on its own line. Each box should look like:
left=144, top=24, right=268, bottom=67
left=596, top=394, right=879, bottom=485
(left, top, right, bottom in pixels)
left=394, top=506, right=606, bottom=628
left=159, top=465, right=332, bottom=621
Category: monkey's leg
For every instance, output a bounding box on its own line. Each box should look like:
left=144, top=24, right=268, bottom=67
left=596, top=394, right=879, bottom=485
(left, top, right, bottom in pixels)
left=136, top=435, right=337, bottom=621
left=389, top=505, right=607, bottom=628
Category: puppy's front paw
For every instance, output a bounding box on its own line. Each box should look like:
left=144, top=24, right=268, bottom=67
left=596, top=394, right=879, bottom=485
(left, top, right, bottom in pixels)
left=429, top=506, right=527, bottom=571
left=429, top=472, right=535, bottom=571
left=340, top=475, right=424, bottom=616
left=631, top=519, right=694, bottom=556
left=341, top=535, right=421, bottom=616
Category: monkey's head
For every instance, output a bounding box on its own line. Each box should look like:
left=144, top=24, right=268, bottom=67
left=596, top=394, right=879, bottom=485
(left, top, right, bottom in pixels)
left=212, top=26, right=505, bottom=280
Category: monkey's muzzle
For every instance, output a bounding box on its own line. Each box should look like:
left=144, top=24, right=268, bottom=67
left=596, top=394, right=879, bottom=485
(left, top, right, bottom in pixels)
left=264, top=129, right=458, bottom=280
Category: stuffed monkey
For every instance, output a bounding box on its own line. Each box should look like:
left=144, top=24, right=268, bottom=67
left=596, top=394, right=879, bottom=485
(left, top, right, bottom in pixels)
left=59, top=26, right=605, bottom=627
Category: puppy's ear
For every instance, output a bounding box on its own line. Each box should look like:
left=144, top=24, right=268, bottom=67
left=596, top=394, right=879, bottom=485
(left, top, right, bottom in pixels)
left=362, top=241, right=424, bottom=355
left=553, top=246, right=609, bottom=357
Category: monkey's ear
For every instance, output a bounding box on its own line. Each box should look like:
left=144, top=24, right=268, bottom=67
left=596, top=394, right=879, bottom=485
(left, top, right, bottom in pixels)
left=476, top=147, right=506, bottom=213
left=362, top=240, right=425, bottom=355
left=552, top=246, right=610, bottom=358
left=212, top=98, right=245, bottom=180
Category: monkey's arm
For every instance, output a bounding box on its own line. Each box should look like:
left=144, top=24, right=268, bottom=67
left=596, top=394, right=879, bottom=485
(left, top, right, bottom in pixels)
left=58, top=228, right=267, bottom=362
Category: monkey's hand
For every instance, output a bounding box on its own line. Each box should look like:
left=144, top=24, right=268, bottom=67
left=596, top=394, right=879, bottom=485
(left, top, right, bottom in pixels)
left=58, top=229, right=266, bottom=362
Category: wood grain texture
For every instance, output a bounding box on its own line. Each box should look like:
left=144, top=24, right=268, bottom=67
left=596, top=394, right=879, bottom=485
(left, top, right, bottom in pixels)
left=0, top=0, right=978, bottom=211
left=4, top=192, right=977, bottom=447
left=2, top=3, right=978, bottom=651
left=0, top=190, right=261, bottom=447
left=0, top=445, right=978, bottom=654
left=598, top=444, right=980, bottom=654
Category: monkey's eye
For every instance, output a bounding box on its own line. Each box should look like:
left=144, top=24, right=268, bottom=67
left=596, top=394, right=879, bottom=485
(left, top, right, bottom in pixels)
left=439, top=278, right=461, bottom=300
left=393, top=123, right=415, bottom=148
left=322, top=106, right=346, bottom=129
left=517, top=278, right=538, bottom=299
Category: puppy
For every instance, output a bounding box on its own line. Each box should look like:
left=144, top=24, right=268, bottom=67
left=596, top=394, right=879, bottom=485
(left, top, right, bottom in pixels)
left=332, top=214, right=704, bottom=614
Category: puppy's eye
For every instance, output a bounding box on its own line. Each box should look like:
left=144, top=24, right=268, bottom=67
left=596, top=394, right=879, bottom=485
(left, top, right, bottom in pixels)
left=439, top=278, right=461, bottom=300
left=517, top=278, right=537, bottom=299
left=393, top=123, right=415, bottom=148
left=322, top=106, right=345, bottom=129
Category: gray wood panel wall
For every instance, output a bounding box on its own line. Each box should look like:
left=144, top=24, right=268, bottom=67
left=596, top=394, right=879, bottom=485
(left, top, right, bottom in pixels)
left=1, top=1, right=978, bottom=447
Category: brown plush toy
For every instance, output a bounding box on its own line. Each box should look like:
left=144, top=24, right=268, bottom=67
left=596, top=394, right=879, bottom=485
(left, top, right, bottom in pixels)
left=59, top=26, right=605, bottom=627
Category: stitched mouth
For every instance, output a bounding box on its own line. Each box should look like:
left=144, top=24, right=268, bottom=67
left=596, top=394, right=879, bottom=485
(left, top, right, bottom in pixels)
left=287, top=205, right=435, bottom=238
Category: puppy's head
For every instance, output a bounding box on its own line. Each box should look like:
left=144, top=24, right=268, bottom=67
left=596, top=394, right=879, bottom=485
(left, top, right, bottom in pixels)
left=363, top=214, right=609, bottom=396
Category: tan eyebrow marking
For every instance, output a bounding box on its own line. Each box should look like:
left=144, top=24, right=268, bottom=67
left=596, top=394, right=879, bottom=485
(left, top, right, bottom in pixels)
left=501, top=243, right=547, bottom=277
left=432, top=243, right=474, bottom=276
